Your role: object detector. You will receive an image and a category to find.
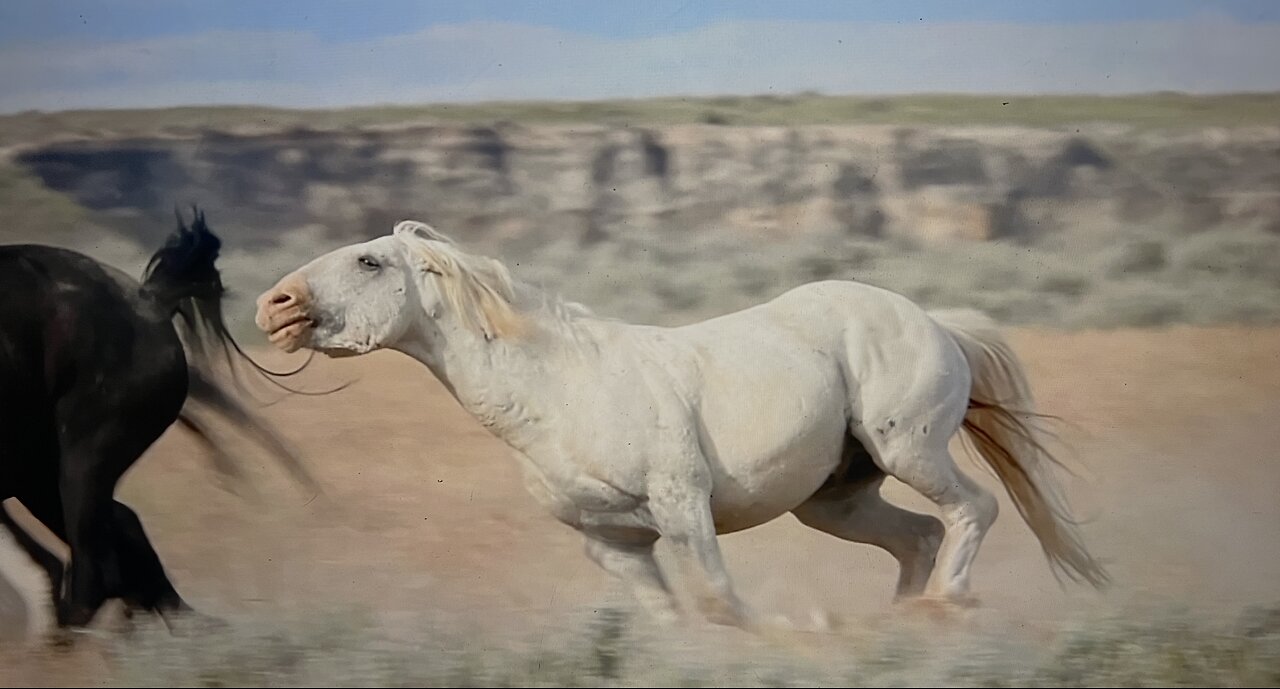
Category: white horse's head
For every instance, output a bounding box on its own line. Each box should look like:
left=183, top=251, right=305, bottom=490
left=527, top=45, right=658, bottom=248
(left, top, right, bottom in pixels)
left=255, top=220, right=526, bottom=357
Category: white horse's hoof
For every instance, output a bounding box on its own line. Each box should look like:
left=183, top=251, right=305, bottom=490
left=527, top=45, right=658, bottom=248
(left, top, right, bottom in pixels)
left=900, top=595, right=981, bottom=622
left=807, top=607, right=839, bottom=633
left=646, top=607, right=682, bottom=628
left=761, top=608, right=839, bottom=635
left=697, top=596, right=750, bottom=629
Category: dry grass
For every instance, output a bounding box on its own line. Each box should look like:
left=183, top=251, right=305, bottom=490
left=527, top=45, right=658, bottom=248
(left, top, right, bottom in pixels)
left=5, top=602, right=1275, bottom=687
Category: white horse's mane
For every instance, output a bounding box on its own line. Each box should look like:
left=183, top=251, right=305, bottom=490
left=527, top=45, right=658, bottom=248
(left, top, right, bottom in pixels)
left=392, top=220, right=599, bottom=342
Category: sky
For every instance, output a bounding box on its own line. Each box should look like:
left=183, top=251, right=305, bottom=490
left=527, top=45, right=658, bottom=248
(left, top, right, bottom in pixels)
left=2, top=1, right=1279, bottom=113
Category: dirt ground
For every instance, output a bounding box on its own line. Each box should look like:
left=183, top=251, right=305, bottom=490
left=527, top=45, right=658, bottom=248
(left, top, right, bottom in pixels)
left=2, top=325, right=1279, bottom=682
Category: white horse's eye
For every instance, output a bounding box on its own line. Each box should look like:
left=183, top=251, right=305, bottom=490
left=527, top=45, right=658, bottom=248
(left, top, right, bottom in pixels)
left=358, top=255, right=381, bottom=271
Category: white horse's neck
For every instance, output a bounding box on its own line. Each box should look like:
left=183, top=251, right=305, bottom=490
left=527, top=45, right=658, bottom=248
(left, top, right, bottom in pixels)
left=393, top=292, right=595, bottom=449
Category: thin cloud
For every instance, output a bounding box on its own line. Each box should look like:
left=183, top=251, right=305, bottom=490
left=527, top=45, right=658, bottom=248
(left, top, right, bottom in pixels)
left=2, top=16, right=1278, bottom=112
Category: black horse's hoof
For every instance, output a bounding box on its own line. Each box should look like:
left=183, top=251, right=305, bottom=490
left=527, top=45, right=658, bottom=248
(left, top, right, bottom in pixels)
left=44, top=627, right=87, bottom=650
left=56, top=610, right=98, bottom=631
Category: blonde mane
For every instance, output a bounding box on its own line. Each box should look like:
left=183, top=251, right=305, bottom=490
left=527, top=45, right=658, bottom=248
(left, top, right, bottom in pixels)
left=393, top=220, right=529, bottom=340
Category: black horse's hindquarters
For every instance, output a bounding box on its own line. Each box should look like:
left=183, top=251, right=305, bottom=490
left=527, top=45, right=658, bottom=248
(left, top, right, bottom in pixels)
left=0, top=242, right=196, bottom=627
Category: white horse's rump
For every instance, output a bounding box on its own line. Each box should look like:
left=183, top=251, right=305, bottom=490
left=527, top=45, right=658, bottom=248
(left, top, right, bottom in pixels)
left=255, top=220, right=1109, bottom=629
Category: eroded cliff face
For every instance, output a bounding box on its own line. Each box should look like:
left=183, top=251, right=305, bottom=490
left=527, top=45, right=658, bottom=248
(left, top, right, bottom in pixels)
left=11, top=122, right=1280, bottom=258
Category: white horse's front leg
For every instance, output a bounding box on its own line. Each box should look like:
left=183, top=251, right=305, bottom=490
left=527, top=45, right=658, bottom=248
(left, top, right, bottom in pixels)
left=584, top=537, right=681, bottom=626
left=648, top=486, right=750, bottom=628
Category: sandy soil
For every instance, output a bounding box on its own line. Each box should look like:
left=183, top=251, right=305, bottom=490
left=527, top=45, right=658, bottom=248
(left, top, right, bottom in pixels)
left=2, top=326, right=1279, bottom=681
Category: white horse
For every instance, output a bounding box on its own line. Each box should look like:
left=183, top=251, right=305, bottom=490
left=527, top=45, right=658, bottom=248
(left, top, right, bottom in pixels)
left=254, top=220, right=1109, bottom=630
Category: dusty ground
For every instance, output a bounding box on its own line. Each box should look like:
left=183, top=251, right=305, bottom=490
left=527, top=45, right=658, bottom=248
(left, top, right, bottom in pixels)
left=2, top=325, right=1279, bottom=682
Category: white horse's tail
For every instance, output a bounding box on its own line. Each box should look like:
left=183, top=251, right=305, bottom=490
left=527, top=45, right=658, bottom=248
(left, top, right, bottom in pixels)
left=928, top=308, right=1110, bottom=590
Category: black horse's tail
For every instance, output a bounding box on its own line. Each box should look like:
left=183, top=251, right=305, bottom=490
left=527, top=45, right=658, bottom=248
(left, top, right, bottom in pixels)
left=139, top=206, right=328, bottom=498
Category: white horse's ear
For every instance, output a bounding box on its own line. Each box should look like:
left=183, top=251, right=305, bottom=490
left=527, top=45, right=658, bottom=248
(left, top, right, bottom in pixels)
left=393, top=220, right=451, bottom=244
left=393, top=220, right=429, bottom=238
left=394, top=224, right=445, bottom=276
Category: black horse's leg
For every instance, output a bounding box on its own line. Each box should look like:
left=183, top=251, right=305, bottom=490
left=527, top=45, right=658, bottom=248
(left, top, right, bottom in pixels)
left=56, top=453, right=119, bottom=629
left=4, top=491, right=95, bottom=645
left=108, top=502, right=227, bottom=638
left=109, top=500, right=201, bottom=626
left=0, top=498, right=66, bottom=614
left=56, top=417, right=168, bottom=627
left=56, top=367, right=202, bottom=632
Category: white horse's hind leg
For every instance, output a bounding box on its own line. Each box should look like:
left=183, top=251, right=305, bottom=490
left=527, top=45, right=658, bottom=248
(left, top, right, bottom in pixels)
left=916, top=458, right=998, bottom=605
left=584, top=537, right=680, bottom=625
left=792, top=474, right=944, bottom=599
left=864, top=434, right=999, bottom=606
left=846, top=320, right=1000, bottom=606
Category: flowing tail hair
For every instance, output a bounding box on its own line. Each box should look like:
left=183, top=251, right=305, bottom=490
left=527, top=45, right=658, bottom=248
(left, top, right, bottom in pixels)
left=927, top=308, right=1110, bottom=590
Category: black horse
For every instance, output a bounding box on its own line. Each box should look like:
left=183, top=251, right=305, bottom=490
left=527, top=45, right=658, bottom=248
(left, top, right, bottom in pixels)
left=0, top=207, right=322, bottom=634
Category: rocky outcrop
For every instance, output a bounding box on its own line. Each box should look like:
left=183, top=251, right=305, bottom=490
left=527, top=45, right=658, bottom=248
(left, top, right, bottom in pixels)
left=9, top=122, right=1280, bottom=256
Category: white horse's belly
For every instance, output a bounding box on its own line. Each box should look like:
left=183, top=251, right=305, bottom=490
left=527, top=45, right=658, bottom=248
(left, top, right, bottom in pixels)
left=707, top=428, right=847, bottom=534
left=696, top=361, right=850, bottom=535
